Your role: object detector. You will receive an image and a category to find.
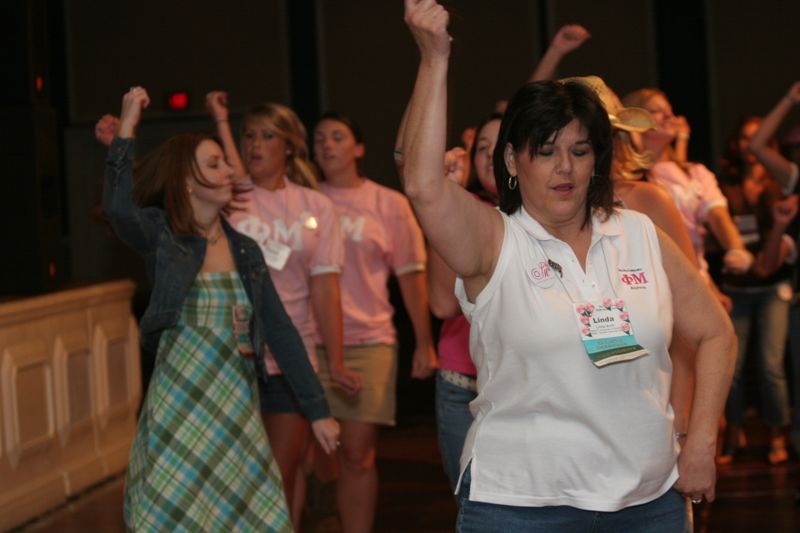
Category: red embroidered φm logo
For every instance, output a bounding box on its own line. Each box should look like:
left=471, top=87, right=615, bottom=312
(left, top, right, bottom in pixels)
left=620, top=272, right=648, bottom=286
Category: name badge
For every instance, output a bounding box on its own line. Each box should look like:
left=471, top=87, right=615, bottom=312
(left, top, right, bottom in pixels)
left=263, top=238, right=291, bottom=271
left=232, top=304, right=255, bottom=359
left=573, top=298, right=648, bottom=367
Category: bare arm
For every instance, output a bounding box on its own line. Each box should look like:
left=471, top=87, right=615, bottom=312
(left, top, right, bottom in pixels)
left=620, top=181, right=698, bottom=267
left=658, top=225, right=736, bottom=503
left=706, top=205, right=746, bottom=251
left=101, top=88, right=166, bottom=255
left=401, top=0, right=503, bottom=302
left=668, top=333, right=695, bottom=443
left=706, top=205, right=758, bottom=275
left=753, top=195, right=798, bottom=277
left=397, top=271, right=438, bottom=379
left=206, top=91, right=247, bottom=179
left=427, top=147, right=472, bottom=318
left=427, top=244, right=460, bottom=318
left=310, top=273, right=362, bottom=395
left=528, top=24, right=590, bottom=82
left=394, top=102, right=411, bottom=173
left=750, top=81, right=800, bottom=191
left=673, top=116, right=691, bottom=165
left=623, top=182, right=700, bottom=429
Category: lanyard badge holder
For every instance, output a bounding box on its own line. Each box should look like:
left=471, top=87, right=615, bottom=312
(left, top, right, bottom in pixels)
left=263, top=239, right=291, bottom=270
left=537, top=238, right=648, bottom=368
left=232, top=304, right=256, bottom=360
left=573, top=299, right=647, bottom=367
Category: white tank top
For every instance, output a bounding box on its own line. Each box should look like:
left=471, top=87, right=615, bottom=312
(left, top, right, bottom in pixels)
left=455, top=207, right=679, bottom=511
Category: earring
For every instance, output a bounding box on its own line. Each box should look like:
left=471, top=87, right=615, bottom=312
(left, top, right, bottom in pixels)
left=508, top=175, right=518, bottom=190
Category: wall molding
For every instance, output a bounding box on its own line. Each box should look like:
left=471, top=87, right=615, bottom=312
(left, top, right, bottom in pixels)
left=0, top=280, right=140, bottom=530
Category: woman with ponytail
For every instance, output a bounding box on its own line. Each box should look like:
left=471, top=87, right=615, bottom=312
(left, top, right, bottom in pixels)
left=206, top=92, right=362, bottom=527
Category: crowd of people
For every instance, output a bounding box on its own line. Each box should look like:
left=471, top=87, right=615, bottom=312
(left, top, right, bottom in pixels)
left=95, top=1, right=800, bottom=531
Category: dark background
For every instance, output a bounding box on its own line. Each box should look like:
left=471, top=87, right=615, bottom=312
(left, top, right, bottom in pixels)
left=4, top=0, right=800, bottom=415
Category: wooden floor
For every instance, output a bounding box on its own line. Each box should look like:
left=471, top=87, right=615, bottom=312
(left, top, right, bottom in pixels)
left=14, top=414, right=800, bottom=532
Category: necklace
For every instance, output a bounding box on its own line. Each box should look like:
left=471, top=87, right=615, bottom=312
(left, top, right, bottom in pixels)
left=204, top=222, right=224, bottom=245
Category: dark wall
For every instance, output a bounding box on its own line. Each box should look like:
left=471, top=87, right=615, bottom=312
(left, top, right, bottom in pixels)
left=318, top=1, right=546, bottom=189
left=10, top=0, right=799, bottom=295
left=549, top=0, right=658, bottom=96
left=16, top=0, right=800, bottom=298
left=64, top=0, right=290, bottom=121
left=708, top=0, right=800, bottom=167
left=12, top=1, right=800, bottom=414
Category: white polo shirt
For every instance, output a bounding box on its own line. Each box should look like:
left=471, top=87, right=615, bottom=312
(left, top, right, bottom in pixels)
left=455, top=207, right=679, bottom=511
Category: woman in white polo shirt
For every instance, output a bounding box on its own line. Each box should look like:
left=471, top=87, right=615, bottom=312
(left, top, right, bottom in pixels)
left=399, top=1, right=736, bottom=531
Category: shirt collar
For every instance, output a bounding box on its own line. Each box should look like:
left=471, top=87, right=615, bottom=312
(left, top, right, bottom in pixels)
left=511, top=206, right=623, bottom=242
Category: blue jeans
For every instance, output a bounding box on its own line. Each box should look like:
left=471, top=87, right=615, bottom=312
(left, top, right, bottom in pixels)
left=725, top=285, right=791, bottom=427
left=435, top=371, right=477, bottom=492
left=456, top=465, right=689, bottom=533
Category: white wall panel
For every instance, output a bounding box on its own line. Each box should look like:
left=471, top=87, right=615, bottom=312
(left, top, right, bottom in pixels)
left=0, top=280, right=139, bottom=530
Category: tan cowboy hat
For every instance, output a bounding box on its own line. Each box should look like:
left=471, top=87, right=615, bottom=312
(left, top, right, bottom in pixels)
left=560, top=76, right=656, bottom=133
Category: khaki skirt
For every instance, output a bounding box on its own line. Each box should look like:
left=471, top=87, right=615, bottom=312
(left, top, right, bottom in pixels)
left=316, top=344, right=398, bottom=426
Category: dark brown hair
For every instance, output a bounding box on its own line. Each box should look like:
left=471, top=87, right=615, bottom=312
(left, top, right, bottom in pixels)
left=134, top=132, right=224, bottom=237
left=494, top=81, right=614, bottom=223
left=719, top=116, right=779, bottom=185
left=314, top=111, right=366, bottom=175
left=467, top=112, right=503, bottom=201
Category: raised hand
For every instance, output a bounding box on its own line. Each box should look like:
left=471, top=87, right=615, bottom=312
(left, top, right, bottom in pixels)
left=785, top=81, right=800, bottom=104
left=95, top=114, right=121, bottom=147
left=443, top=146, right=469, bottom=187
left=673, top=116, right=691, bottom=164
left=461, top=126, right=476, bottom=154
left=773, top=194, right=799, bottom=228
left=550, top=24, right=591, bottom=54
left=675, top=116, right=691, bottom=139
left=205, top=91, right=229, bottom=122
left=118, top=86, right=150, bottom=139
left=222, top=181, right=255, bottom=216
left=404, top=0, right=451, bottom=59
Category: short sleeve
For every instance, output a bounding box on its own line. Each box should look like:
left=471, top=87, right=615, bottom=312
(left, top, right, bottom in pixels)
left=383, top=189, right=427, bottom=275
left=691, top=164, right=728, bottom=222
left=310, top=195, right=345, bottom=276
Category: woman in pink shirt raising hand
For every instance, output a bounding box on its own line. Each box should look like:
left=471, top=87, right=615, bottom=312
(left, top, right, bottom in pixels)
left=313, top=112, right=437, bottom=533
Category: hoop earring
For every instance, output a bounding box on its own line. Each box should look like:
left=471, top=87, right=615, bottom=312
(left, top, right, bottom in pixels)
left=508, top=175, right=518, bottom=190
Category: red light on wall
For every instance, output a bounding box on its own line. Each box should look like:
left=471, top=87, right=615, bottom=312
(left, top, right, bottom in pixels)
left=36, top=76, right=44, bottom=92
left=167, top=91, right=189, bottom=110
left=48, top=261, right=57, bottom=278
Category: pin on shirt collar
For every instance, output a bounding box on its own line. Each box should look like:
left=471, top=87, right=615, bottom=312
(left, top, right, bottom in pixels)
left=548, top=259, right=563, bottom=278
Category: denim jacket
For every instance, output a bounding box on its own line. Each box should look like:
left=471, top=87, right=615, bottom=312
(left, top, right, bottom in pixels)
left=103, top=137, right=329, bottom=421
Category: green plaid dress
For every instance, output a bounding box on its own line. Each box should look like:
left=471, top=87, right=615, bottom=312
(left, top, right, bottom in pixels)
left=124, top=272, right=291, bottom=532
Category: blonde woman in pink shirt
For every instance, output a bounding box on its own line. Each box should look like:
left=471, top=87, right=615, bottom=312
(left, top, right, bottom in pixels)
left=313, top=112, right=437, bottom=533
left=622, top=88, right=753, bottom=297
left=206, top=92, right=362, bottom=528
